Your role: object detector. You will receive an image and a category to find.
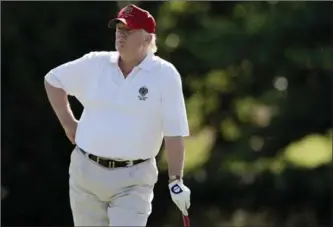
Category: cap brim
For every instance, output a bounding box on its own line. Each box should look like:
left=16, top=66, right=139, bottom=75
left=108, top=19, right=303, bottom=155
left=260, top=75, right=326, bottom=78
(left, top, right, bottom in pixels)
left=108, top=18, right=127, bottom=28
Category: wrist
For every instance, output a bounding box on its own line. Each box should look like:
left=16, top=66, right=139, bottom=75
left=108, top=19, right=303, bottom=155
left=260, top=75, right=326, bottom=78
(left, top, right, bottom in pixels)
left=169, top=175, right=182, bottom=183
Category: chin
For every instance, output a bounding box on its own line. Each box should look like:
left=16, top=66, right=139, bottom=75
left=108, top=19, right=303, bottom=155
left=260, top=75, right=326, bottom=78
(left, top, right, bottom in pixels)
left=116, top=43, right=126, bottom=51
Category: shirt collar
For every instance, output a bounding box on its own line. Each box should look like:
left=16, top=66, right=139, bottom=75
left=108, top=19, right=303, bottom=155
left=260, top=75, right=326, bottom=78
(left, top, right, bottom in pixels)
left=110, top=51, right=155, bottom=71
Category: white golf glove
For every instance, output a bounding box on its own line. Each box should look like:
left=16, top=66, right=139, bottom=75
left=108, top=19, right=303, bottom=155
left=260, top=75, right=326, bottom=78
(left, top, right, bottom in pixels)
left=168, top=180, right=191, bottom=216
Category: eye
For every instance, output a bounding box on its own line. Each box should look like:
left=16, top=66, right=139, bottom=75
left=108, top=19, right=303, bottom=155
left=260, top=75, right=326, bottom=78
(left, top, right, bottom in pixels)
left=116, top=27, right=134, bottom=33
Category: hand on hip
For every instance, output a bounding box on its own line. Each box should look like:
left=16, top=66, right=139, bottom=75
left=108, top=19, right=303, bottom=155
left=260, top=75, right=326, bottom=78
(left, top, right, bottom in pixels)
left=64, top=119, right=78, bottom=144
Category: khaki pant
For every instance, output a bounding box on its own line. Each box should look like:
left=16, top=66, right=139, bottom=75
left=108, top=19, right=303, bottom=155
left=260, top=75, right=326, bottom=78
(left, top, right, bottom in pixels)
left=69, top=146, right=158, bottom=226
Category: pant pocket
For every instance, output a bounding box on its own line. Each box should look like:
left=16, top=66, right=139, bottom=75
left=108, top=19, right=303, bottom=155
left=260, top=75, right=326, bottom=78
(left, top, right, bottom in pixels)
left=129, top=159, right=158, bottom=186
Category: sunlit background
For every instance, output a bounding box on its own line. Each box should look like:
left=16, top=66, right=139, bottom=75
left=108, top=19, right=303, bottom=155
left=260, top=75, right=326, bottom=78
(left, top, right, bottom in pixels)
left=2, top=1, right=332, bottom=227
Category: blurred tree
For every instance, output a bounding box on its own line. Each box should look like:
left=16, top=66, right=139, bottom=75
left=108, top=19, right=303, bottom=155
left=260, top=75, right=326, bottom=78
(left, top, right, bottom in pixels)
left=148, top=1, right=332, bottom=226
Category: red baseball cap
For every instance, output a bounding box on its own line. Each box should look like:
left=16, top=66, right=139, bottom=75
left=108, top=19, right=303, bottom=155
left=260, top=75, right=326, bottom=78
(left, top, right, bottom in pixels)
left=108, top=4, right=156, bottom=33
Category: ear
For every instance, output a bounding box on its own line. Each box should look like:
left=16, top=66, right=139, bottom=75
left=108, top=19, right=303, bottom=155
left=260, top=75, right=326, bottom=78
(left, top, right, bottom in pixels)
left=145, top=33, right=153, bottom=43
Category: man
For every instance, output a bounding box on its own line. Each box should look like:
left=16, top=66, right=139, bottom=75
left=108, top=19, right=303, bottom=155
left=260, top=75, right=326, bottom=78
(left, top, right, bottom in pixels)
left=44, top=4, right=191, bottom=227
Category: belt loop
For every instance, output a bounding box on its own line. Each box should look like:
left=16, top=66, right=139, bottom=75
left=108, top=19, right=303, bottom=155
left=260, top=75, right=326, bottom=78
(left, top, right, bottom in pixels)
left=127, top=161, right=133, bottom=167
left=112, top=161, right=115, bottom=168
left=97, top=156, right=100, bottom=163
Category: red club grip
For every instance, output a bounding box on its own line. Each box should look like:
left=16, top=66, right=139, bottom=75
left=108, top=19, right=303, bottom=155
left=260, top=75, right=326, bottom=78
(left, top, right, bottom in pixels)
left=182, top=215, right=191, bottom=227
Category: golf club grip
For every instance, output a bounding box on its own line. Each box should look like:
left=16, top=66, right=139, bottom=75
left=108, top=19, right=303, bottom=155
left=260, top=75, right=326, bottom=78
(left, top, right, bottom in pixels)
left=182, top=215, right=190, bottom=227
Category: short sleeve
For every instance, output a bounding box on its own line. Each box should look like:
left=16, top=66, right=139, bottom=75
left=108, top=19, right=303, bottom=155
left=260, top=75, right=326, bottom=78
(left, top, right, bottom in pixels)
left=44, top=52, right=95, bottom=97
left=161, top=64, right=190, bottom=137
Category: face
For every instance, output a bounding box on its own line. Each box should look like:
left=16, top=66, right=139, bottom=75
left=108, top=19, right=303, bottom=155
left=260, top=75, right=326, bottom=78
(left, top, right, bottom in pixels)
left=115, top=22, right=150, bottom=54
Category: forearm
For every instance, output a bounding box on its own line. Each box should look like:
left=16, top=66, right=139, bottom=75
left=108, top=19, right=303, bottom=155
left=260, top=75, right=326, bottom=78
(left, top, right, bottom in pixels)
left=164, top=136, right=186, bottom=179
left=44, top=80, right=77, bottom=127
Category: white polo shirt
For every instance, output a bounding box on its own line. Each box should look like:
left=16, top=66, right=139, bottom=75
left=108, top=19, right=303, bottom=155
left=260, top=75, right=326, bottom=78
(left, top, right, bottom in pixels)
left=45, top=51, right=190, bottom=160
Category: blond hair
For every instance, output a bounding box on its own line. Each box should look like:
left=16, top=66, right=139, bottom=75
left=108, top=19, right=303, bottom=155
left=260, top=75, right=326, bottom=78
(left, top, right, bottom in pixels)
left=148, top=33, right=157, bottom=54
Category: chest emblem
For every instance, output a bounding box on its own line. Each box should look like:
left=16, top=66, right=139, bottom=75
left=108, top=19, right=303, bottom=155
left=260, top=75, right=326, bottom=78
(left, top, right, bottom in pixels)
left=138, top=86, right=148, bottom=101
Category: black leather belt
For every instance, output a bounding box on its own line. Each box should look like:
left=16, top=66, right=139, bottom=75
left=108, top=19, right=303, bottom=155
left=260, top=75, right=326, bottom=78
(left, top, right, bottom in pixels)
left=79, top=148, right=148, bottom=169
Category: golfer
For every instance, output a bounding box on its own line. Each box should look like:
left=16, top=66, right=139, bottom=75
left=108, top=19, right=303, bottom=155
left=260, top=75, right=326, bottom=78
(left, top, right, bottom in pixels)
left=44, top=4, right=191, bottom=226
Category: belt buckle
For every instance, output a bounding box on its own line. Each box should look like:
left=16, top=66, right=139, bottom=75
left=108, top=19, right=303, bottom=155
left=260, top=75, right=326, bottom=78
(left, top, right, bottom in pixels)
left=126, top=161, right=133, bottom=167
left=108, top=161, right=115, bottom=168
